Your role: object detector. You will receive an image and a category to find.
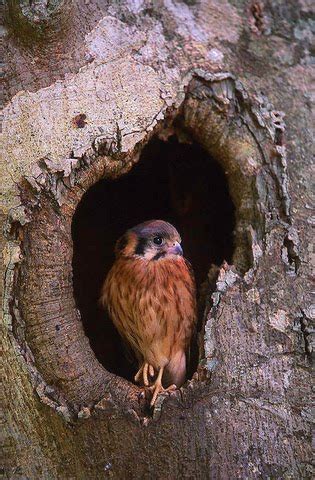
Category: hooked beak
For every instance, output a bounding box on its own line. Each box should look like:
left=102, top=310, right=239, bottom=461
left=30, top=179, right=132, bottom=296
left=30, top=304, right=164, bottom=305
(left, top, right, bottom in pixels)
left=167, top=241, right=183, bottom=256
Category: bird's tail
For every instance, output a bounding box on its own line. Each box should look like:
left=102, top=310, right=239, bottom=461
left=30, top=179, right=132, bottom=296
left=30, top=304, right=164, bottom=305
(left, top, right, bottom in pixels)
left=164, top=350, right=186, bottom=387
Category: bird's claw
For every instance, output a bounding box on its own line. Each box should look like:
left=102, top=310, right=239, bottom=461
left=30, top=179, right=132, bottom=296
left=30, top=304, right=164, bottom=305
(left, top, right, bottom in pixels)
left=134, top=362, right=155, bottom=386
left=149, top=383, right=177, bottom=406
left=136, top=364, right=177, bottom=405
left=148, top=364, right=155, bottom=378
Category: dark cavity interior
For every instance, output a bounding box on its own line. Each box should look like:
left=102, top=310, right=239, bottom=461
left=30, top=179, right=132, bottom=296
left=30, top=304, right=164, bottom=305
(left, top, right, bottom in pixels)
left=72, top=135, right=235, bottom=381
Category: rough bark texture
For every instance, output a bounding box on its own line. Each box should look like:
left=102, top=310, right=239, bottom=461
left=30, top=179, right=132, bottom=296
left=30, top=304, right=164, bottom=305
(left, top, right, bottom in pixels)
left=1, top=1, right=313, bottom=479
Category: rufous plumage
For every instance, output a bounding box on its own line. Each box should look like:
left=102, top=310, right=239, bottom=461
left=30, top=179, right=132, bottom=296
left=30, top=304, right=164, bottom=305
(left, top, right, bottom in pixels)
left=100, top=220, right=196, bottom=405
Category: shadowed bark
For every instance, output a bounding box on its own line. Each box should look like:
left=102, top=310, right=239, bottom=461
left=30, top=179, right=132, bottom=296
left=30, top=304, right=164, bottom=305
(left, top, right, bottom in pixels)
left=1, top=1, right=313, bottom=479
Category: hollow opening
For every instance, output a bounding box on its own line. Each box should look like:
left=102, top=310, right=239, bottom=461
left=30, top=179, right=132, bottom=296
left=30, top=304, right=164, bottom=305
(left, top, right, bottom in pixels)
left=72, top=135, right=235, bottom=382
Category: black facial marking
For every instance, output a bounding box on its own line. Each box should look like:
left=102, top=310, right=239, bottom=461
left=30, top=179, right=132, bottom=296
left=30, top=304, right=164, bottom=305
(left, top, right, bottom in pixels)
left=135, top=237, right=147, bottom=256
left=153, top=251, right=166, bottom=261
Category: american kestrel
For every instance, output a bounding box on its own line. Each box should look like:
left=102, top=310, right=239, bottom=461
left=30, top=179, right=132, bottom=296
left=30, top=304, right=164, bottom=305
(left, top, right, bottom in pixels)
left=100, top=220, right=196, bottom=406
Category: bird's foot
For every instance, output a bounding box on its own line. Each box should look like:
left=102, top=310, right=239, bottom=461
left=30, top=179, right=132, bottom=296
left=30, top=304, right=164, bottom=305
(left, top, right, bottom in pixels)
left=149, top=381, right=177, bottom=407
left=134, top=362, right=155, bottom=386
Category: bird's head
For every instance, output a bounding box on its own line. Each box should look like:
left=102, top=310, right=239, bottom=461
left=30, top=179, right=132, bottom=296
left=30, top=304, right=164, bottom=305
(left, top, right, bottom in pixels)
left=115, top=220, right=183, bottom=261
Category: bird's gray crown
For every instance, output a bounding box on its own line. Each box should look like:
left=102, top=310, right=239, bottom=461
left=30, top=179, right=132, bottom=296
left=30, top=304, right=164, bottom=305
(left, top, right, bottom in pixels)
left=130, top=220, right=180, bottom=241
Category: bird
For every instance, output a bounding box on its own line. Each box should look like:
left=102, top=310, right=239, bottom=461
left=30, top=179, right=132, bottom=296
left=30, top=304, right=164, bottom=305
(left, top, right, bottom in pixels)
left=100, top=220, right=197, bottom=406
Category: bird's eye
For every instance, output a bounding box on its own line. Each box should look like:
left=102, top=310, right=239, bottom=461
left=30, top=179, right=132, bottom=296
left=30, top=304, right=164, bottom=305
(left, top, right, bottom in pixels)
left=153, top=236, right=163, bottom=246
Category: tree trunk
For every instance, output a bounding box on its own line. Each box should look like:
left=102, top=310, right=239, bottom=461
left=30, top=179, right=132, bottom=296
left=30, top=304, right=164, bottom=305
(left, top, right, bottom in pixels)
left=2, top=1, right=313, bottom=479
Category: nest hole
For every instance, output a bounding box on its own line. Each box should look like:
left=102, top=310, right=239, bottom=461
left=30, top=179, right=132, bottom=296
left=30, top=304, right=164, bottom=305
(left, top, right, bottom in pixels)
left=72, top=135, right=235, bottom=382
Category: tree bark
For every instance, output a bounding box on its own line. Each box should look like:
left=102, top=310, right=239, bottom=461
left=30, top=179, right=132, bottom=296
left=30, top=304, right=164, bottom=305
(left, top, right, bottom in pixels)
left=2, top=1, right=313, bottom=479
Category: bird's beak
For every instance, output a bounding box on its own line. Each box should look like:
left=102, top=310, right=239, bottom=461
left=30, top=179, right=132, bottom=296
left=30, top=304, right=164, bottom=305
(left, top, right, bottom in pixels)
left=167, top=241, right=183, bottom=256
